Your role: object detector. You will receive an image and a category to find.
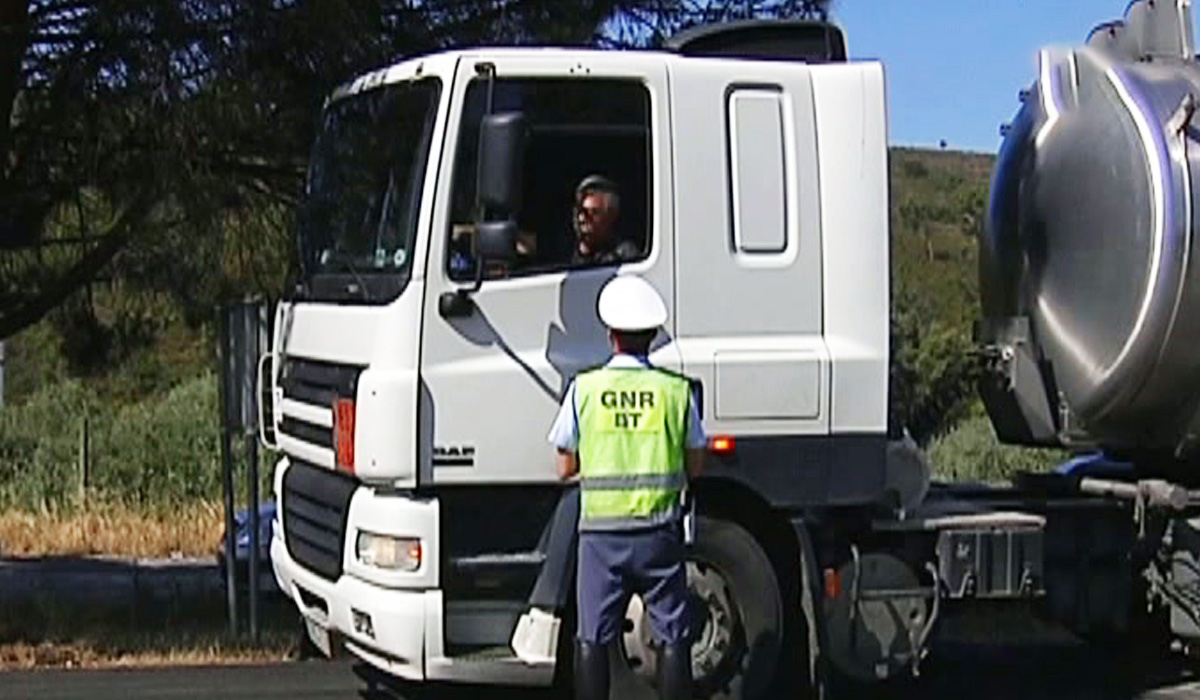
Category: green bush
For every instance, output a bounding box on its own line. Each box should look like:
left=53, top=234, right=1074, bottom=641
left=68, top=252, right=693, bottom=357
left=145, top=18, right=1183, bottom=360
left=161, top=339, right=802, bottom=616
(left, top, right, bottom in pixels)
left=928, top=415, right=1066, bottom=485
left=0, top=374, right=236, bottom=512
left=97, top=373, right=223, bottom=508
left=0, top=379, right=101, bottom=511
left=2, top=322, right=69, bottom=405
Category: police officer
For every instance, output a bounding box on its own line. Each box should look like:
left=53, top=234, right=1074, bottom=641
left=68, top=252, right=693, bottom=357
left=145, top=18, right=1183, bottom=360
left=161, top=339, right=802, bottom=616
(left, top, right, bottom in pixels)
left=548, top=274, right=706, bottom=700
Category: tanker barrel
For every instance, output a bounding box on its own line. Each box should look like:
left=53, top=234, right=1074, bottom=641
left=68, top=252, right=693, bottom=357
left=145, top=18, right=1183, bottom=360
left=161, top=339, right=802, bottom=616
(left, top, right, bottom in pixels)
left=1086, top=20, right=1129, bottom=56
left=982, top=0, right=1200, bottom=458
left=1087, top=0, right=1194, bottom=61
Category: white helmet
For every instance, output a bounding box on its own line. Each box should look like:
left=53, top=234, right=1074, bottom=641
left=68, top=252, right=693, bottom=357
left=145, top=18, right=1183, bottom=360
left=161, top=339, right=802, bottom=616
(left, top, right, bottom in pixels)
left=597, top=275, right=667, bottom=332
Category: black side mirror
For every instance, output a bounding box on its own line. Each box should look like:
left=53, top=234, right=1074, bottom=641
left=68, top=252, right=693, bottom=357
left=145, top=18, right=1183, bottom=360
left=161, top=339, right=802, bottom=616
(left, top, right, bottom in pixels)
left=439, top=111, right=527, bottom=317
left=478, top=112, right=526, bottom=216
left=477, top=220, right=517, bottom=263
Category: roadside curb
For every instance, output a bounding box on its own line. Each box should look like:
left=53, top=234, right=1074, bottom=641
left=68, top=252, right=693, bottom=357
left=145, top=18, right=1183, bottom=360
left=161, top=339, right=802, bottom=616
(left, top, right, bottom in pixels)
left=0, top=556, right=225, bottom=614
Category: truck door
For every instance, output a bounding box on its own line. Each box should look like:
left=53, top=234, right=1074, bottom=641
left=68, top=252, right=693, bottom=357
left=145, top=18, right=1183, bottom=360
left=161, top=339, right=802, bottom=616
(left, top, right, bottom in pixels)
left=670, top=59, right=830, bottom=437
left=418, top=55, right=676, bottom=486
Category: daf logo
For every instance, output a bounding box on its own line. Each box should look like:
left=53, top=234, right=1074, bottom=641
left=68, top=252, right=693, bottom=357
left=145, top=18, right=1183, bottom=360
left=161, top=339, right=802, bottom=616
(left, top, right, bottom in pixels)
left=434, top=446, right=475, bottom=458
left=433, top=445, right=476, bottom=467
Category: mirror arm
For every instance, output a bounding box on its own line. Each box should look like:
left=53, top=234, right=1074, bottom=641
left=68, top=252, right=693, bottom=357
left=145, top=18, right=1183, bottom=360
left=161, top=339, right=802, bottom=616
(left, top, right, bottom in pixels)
left=465, top=249, right=485, bottom=295
left=437, top=247, right=484, bottom=319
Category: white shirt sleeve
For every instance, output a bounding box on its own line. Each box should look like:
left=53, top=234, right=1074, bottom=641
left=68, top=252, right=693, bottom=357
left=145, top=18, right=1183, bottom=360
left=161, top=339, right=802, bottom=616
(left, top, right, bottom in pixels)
left=686, top=388, right=706, bottom=450
left=547, top=382, right=580, bottom=452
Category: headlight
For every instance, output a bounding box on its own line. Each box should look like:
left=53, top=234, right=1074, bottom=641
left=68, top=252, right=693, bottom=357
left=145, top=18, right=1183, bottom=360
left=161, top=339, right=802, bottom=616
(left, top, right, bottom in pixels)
left=356, top=531, right=422, bottom=571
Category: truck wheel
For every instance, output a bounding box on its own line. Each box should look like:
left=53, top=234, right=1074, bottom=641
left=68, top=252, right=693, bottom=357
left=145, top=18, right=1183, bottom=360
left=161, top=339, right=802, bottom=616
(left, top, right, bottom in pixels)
left=620, top=516, right=785, bottom=700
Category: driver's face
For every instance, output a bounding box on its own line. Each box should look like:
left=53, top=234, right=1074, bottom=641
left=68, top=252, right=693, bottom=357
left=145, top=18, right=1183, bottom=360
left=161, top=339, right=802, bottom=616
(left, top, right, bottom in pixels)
left=575, top=191, right=617, bottom=242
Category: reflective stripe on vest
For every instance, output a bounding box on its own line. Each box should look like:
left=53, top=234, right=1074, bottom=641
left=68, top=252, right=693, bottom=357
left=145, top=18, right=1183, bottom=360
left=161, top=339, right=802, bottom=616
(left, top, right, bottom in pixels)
left=576, top=366, right=690, bottom=530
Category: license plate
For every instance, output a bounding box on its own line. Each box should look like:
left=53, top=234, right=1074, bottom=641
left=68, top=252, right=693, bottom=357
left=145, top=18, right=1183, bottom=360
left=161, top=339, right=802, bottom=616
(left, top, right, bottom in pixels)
left=304, top=616, right=333, bottom=657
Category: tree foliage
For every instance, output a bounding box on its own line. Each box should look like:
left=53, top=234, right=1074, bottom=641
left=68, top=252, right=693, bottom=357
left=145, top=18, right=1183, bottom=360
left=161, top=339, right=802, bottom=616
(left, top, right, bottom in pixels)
left=889, top=148, right=994, bottom=444
left=604, top=0, right=831, bottom=46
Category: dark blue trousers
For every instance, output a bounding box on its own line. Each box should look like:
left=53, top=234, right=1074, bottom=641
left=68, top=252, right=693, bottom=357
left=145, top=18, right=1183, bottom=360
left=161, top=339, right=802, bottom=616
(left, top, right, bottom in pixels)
left=576, top=523, right=690, bottom=645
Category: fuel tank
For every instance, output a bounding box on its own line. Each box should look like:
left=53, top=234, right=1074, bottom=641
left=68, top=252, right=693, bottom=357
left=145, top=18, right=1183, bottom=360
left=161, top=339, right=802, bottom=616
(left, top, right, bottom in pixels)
left=981, top=0, right=1200, bottom=457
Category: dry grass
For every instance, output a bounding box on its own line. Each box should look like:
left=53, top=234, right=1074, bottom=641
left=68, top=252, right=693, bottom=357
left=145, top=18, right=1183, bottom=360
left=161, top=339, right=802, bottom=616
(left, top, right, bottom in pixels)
left=0, top=499, right=294, bottom=668
left=0, top=630, right=297, bottom=670
left=0, top=500, right=225, bottom=558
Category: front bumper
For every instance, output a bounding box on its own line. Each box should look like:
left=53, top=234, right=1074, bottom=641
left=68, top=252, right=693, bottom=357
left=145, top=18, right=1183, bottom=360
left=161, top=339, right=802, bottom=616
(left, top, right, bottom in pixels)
left=271, top=530, right=438, bottom=680
left=270, top=457, right=557, bottom=686
left=270, top=456, right=441, bottom=680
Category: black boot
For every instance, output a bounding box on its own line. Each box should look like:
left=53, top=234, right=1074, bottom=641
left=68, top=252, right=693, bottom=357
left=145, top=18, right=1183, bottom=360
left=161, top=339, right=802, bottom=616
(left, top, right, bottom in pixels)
left=658, top=643, right=692, bottom=700
left=575, top=639, right=610, bottom=700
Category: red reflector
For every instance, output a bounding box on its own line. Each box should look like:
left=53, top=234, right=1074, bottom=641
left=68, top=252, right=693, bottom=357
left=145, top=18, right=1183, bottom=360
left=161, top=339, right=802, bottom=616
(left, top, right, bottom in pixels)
left=709, top=436, right=735, bottom=454
left=334, top=398, right=356, bottom=474
left=824, top=568, right=842, bottom=600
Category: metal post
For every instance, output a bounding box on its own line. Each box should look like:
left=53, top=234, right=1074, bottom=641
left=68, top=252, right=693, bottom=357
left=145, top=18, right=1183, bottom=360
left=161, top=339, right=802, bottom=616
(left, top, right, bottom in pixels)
left=78, top=416, right=89, bottom=509
left=217, top=309, right=239, bottom=634
left=220, top=299, right=270, bottom=639
left=246, top=431, right=260, bottom=642
left=243, top=301, right=267, bottom=642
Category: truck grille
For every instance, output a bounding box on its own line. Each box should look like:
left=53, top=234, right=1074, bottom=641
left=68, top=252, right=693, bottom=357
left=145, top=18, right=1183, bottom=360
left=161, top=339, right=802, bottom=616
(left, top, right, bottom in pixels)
left=283, top=459, right=357, bottom=580
left=277, top=357, right=361, bottom=451
left=279, top=418, right=333, bottom=450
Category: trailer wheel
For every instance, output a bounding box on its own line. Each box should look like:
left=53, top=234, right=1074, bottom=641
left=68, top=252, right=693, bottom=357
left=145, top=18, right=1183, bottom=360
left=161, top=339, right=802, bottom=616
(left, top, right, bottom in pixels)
left=619, top=516, right=785, bottom=700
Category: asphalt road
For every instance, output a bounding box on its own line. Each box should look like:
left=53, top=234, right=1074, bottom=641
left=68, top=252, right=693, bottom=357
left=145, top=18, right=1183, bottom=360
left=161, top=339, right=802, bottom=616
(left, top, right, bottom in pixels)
left=3, top=643, right=1200, bottom=700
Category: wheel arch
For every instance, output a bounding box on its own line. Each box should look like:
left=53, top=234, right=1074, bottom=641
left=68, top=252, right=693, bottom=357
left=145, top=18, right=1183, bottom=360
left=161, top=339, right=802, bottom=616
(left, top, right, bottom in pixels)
left=692, top=477, right=801, bottom=596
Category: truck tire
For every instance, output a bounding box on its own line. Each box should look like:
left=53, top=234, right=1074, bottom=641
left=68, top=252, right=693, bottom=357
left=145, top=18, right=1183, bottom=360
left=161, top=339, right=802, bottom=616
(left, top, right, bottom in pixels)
left=618, top=516, right=786, bottom=700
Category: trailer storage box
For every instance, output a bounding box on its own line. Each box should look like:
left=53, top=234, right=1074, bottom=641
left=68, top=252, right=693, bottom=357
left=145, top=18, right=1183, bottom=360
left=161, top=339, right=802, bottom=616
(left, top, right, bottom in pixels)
left=936, top=525, right=1044, bottom=599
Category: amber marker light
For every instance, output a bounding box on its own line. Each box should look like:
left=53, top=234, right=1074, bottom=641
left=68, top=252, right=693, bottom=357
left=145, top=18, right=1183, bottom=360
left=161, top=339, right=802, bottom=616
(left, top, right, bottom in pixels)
left=333, top=398, right=356, bottom=474
left=824, top=568, right=842, bottom=600
left=708, top=435, right=735, bottom=454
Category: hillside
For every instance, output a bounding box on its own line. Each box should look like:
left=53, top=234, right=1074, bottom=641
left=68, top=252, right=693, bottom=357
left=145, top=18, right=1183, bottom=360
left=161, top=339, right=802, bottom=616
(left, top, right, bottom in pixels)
left=888, top=147, right=994, bottom=443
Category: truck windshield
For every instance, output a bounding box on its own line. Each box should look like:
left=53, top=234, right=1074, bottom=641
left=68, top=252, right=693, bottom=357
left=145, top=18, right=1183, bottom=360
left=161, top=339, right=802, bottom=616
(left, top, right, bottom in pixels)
left=298, top=77, right=442, bottom=303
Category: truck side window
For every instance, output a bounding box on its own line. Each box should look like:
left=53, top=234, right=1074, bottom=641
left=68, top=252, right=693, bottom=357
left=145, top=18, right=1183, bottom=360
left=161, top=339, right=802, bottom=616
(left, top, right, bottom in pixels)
left=446, top=78, right=652, bottom=280
left=728, top=88, right=788, bottom=254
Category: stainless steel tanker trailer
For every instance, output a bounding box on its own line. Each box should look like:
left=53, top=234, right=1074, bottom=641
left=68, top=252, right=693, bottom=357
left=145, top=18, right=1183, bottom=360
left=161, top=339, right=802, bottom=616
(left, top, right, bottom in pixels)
left=983, top=0, right=1200, bottom=465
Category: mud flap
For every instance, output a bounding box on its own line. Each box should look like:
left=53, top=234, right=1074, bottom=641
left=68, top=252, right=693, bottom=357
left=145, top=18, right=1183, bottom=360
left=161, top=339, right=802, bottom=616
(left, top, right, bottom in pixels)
left=790, top=518, right=826, bottom=694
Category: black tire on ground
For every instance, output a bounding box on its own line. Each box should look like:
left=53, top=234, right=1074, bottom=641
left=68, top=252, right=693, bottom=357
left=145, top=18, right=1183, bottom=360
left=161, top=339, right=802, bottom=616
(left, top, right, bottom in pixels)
left=681, top=516, right=787, bottom=700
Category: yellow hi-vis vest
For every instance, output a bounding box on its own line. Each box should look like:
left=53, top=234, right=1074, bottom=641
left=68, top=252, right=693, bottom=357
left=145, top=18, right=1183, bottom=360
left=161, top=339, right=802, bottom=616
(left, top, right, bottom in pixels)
left=576, top=366, right=691, bottom=531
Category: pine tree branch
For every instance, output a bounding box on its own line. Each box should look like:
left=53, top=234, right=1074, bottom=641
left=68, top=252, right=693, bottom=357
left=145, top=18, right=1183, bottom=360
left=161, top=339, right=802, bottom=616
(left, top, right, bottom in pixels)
left=0, top=193, right=153, bottom=339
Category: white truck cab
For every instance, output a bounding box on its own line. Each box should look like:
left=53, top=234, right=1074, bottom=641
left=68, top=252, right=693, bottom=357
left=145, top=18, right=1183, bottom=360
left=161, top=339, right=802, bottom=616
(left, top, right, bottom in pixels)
left=265, top=21, right=892, bottom=697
